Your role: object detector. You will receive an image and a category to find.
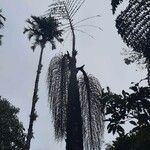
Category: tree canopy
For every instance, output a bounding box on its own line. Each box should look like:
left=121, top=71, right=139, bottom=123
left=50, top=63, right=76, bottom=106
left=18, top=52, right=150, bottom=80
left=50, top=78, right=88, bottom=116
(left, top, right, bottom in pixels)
left=0, top=96, right=26, bottom=150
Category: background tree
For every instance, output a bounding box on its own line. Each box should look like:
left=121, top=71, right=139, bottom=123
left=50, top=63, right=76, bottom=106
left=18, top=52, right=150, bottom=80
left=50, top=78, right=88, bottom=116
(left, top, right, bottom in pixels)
left=106, top=126, right=150, bottom=150
left=0, top=96, right=26, bottom=150
left=0, top=9, right=6, bottom=45
left=105, top=0, right=150, bottom=148
left=102, top=82, right=150, bottom=136
left=23, top=15, right=63, bottom=150
left=46, top=0, right=104, bottom=149
left=114, top=0, right=150, bottom=85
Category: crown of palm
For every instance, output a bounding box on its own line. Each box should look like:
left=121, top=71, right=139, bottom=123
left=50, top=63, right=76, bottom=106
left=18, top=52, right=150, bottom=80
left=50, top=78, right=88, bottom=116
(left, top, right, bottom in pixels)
left=24, top=15, right=63, bottom=50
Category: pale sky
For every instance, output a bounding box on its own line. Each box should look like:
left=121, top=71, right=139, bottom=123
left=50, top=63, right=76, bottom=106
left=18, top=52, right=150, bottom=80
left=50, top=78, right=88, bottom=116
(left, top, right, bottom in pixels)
left=0, top=0, right=146, bottom=150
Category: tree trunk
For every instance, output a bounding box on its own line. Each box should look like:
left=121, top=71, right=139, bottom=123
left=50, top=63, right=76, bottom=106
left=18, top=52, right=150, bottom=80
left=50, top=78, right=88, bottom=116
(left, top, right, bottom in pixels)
left=66, top=55, right=83, bottom=150
left=147, top=59, right=150, bottom=86
left=25, top=47, right=44, bottom=150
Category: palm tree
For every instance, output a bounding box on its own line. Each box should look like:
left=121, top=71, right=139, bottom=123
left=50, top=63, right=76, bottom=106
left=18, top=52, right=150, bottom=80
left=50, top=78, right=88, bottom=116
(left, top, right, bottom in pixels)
left=0, top=9, right=6, bottom=45
left=46, top=0, right=104, bottom=149
left=115, top=0, right=150, bottom=85
left=47, top=54, right=104, bottom=150
left=23, top=15, right=63, bottom=150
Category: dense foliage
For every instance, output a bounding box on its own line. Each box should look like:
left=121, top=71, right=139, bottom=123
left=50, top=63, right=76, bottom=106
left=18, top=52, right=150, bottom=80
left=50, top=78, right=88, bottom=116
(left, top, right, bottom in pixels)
left=111, top=0, right=123, bottom=14
left=106, top=126, right=150, bottom=150
left=0, top=97, right=26, bottom=150
left=102, top=83, right=150, bottom=136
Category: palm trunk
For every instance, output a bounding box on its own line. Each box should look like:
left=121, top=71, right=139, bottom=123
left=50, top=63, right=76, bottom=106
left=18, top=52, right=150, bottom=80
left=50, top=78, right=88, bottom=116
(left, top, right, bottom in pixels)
left=147, top=59, right=150, bottom=86
left=25, top=47, right=44, bottom=150
left=64, top=4, right=83, bottom=149
left=66, top=54, right=83, bottom=150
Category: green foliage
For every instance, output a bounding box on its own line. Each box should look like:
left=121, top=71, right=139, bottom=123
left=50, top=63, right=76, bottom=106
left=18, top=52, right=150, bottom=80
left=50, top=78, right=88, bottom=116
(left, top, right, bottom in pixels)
left=103, top=83, right=150, bottom=136
left=0, top=96, right=26, bottom=150
left=24, top=15, right=63, bottom=51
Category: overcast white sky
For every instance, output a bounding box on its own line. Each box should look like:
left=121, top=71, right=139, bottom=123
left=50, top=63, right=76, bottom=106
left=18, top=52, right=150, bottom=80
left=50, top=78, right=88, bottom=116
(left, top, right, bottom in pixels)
left=0, top=0, right=147, bottom=150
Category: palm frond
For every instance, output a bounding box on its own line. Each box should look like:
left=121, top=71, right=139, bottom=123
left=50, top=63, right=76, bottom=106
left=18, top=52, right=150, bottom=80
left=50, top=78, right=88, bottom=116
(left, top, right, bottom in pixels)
left=78, top=74, right=104, bottom=150
left=116, top=0, right=150, bottom=58
left=75, top=28, right=95, bottom=39
left=49, top=0, right=85, bottom=20
left=0, top=9, right=6, bottom=45
left=47, top=53, right=70, bottom=140
left=0, top=9, right=6, bottom=29
left=74, top=24, right=102, bottom=31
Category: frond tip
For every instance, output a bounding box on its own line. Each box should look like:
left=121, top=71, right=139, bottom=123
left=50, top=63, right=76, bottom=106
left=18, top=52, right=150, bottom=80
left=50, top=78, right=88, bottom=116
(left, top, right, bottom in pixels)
left=79, top=74, right=105, bottom=150
left=47, top=53, right=70, bottom=140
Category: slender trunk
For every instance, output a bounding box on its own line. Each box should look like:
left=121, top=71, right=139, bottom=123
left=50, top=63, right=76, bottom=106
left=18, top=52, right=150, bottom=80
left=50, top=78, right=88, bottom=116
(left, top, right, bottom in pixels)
left=64, top=4, right=83, bottom=149
left=66, top=55, right=83, bottom=150
left=25, top=47, right=44, bottom=150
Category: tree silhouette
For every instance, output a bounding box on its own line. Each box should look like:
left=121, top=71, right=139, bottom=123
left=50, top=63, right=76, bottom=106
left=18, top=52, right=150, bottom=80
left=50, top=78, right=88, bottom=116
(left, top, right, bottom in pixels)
left=46, top=0, right=104, bottom=149
left=115, top=0, right=150, bottom=85
left=102, top=82, right=150, bottom=137
left=106, top=126, right=150, bottom=150
left=0, top=96, right=26, bottom=150
left=23, top=15, right=63, bottom=150
left=0, top=9, right=6, bottom=45
left=47, top=54, right=104, bottom=150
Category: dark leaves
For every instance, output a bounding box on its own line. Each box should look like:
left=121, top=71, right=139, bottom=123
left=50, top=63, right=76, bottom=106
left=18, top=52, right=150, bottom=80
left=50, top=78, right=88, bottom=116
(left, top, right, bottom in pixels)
left=111, top=0, right=123, bottom=14
left=129, top=121, right=137, bottom=126
left=103, top=83, right=150, bottom=135
left=24, top=15, right=64, bottom=51
left=116, top=0, right=150, bottom=62
left=0, top=96, right=26, bottom=149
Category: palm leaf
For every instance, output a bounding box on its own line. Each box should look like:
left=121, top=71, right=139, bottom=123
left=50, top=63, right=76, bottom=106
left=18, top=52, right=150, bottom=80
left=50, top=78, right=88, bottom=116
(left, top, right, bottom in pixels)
left=48, top=0, right=85, bottom=20
left=48, top=0, right=86, bottom=38
left=47, top=53, right=70, bottom=140
left=78, top=74, right=104, bottom=150
left=0, top=9, right=6, bottom=28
